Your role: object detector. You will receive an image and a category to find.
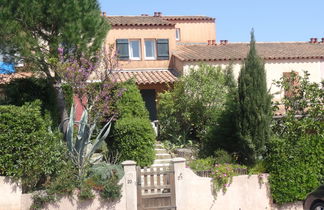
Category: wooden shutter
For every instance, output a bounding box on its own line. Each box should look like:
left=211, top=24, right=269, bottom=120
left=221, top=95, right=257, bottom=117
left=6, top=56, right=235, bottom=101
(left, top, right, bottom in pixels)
left=116, top=39, right=129, bottom=60
left=156, top=39, right=169, bottom=60
left=283, top=72, right=299, bottom=98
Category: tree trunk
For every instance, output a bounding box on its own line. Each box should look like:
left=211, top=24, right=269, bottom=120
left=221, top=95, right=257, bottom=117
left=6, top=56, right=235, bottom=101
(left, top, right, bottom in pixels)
left=53, top=81, right=68, bottom=133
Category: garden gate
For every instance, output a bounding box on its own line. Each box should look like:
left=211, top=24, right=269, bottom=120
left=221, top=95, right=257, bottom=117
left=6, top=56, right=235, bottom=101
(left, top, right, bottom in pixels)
left=137, top=165, right=176, bottom=210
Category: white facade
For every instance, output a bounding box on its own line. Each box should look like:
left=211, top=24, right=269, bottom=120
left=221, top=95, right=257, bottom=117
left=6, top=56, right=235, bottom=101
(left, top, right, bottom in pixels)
left=179, top=58, right=324, bottom=100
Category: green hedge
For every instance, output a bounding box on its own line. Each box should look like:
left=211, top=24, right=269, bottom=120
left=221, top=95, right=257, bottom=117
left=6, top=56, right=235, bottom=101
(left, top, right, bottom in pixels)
left=115, top=80, right=149, bottom=119
left=0, top=101, right=64, bottom=192
left=108, top=80, right=155, bottom=167
left=266, top=135, right=324, bottom=204
left=110, top=117, right=155, bottom=167
left=1, top=78, right=59, bottom=126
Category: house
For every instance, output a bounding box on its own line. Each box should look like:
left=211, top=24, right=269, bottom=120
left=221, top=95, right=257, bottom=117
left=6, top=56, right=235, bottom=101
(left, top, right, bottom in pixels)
left=102, top=12, right=324, bottom=119
left=103, top=12, right=216, bottom=121
left=172, top=40, right=324, bottom=103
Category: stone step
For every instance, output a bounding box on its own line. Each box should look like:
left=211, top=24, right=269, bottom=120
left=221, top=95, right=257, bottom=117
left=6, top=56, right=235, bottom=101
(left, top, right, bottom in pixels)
left=155, top=143, right=164, bottom=149
left=155, top=148, right=168, bottom=154
left=156, top=153, right=172, bottom=159
left=151, top=163, right=170, bottom=167
left=153, top=158, right=172, bottom=164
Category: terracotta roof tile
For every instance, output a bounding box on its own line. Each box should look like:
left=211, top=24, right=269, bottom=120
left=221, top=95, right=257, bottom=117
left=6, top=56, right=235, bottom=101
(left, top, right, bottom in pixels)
left=173, top=42, right=324, bottom=61
left=161, top=16, right=215, bottom=21
left=109, top=69, right=177, bottom=85
left=0, top=72, right=33, bottom=85
left=106, top=16, right=175, bottom=26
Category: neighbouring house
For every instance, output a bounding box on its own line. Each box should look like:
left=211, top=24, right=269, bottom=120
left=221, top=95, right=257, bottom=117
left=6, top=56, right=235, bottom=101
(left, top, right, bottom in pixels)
left=103, top=12, right=216, bottom=122
left=172, top=40, right=324, bottom=115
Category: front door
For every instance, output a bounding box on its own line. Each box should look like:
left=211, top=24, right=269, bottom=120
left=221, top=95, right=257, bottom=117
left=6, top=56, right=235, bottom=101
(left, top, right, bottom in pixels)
left=140, top=89, right=157, bottom=121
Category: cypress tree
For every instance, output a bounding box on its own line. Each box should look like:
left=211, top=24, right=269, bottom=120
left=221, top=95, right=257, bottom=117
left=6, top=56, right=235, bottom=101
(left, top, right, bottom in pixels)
left=237, top=30, right=272, bottom=164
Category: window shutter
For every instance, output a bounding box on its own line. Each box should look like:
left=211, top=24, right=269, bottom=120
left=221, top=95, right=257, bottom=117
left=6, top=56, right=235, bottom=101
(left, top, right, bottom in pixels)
left=116, top=39, right=129, bottom=60
left=156, top=39, right=169, bottom=60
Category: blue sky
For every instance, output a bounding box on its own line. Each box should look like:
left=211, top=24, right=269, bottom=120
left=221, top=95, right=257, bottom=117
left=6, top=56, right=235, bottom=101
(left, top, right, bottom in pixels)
left=99, top=0, right=324, bottom=42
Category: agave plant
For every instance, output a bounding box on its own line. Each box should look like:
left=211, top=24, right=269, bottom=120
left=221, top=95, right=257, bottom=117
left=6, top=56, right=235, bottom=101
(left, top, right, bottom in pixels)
left=65, top=104, right=113, bottom=180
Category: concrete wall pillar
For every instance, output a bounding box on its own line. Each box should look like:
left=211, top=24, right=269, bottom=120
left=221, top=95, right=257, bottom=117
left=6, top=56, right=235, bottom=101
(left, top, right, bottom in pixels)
left=172, top=157, right=186, bottom=210
left=121, top=160, right=137, bottom=210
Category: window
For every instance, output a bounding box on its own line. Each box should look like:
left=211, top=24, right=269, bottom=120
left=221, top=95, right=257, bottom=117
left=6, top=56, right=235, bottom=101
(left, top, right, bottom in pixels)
left=116, top=39, right=129, bottom=60
left=283, top=71, right=299, bottom=98
left=156, top=39, right=169, bottom=60
left=129, top=40, right=141, bottom=60
left=144, top=40, right=156, bottom=60
left=176, top=28, right=181, bottom=41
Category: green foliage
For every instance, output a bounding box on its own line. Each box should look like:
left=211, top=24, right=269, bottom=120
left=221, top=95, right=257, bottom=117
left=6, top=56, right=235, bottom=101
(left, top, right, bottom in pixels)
left=213, top=149, right=233, bottom=164
left=237, top=30, right=272, bottom=164
left=188, top=157, right=215, bottom=171
left=203, top=67, right=242, bottom=157
left=1, top=78, right=59, bottom=126
left=111, top=117, right=155, bottom=167
left=266, top=135, right=324, bottom=204
left=65, top=105, right=113, bottom=180
left=266, top=72, right=324, bottom=204
left=272, top=71, right=324, bottom=139
left=158, top=64, right=232, bottom=145
left=0, top=0, right=109, bottom=75
left=88, top=162, right=124, bottom=181
left=61, top=83, right=73, bottom=112
left=0, top=101, right=64, bottom=192
left=109, top=81, right=155, bottom=167
left=114, top=80, right=149, bottom=119
left=31, top=161, right=78, bottom=209
left=83, top=163, right=123, bottom=200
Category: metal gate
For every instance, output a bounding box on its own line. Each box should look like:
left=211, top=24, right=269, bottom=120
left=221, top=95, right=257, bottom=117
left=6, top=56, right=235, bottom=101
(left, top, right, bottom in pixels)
left=137, top=165, right=176, bottom=210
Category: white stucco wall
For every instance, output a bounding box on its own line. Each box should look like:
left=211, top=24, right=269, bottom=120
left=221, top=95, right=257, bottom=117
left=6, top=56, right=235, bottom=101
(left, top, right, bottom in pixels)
left=181, top=59, right=323, bottom=100
left=0, top=177, right=22, bottom=210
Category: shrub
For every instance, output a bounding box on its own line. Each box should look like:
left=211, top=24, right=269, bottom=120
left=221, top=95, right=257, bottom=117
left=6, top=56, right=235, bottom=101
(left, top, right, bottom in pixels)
left=0, top=101, right=64, bottom=192
left=111, top=117, right=155, bottom=167
left=1, top=78, right=59, bottom=126
left=266, top=135, right=324, bottom=204
left=158, top=64, right=234, bottom=147
left=188, top=157, right=215, bottom=171
left=213, top=149, right=233, bottom=164
left=114, top=80, right=149, bottom=119
left=109, top=80, right=155, bottom=167
left=266, top=72, right=324, bottom=204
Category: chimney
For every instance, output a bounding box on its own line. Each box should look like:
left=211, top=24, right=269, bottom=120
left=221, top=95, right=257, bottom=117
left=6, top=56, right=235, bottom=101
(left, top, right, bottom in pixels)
left=102, top=12, right=106, bottom=16
left=208, top=40, right=212, bottom=45
left=220, top=40, right=224, bottom=45
left=154, top=12, right=161, bottom=17
left=322, top=38, right=324, bottom=43
left=224, top=40, right=228, bottom=45
left=314, top=38, right=318, bottom=43
left=212, top=40, right=216, bottom=45
left=158, top=12, right=162, bottom=16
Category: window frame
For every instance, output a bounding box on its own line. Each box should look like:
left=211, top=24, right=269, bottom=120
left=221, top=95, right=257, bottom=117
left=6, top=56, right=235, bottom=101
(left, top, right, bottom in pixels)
left=128, top=39, right=141, bottom=60
left=144, top=39, right=157, bottom=60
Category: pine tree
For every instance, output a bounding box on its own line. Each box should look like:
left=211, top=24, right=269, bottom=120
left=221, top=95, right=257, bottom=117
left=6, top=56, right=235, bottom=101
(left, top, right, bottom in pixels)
left=237, top=30, right=272, bottom=164
left=0, top=0, right=109, bottom=126
left=0, top=0, right=109, bottom=76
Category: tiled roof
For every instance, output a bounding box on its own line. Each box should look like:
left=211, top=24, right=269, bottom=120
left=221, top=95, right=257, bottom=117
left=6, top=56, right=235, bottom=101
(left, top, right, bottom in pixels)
left=106, top=16, right=175, bottom=26
left=161, top=16, right=215, bottom=21
left=173, top=42, right=324, bottom=62
left=109, top=69, right=177, bottom=85
left=0, top=72, right=33, bottom=85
